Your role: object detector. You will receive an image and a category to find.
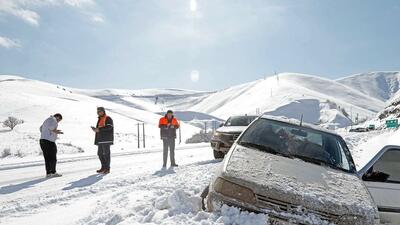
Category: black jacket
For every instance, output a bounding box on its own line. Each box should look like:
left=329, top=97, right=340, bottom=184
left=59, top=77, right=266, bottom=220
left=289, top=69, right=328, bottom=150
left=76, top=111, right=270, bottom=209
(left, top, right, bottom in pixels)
left=95, top=116, right=114, bottom=145
left=159, top=116, right=180, bottom=139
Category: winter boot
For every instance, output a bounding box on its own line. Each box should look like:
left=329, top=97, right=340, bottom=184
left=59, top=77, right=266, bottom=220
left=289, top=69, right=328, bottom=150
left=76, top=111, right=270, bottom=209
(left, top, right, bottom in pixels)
left=50, top=173, right=62, bottom=178
left=103, top=168, right=110, bottom=174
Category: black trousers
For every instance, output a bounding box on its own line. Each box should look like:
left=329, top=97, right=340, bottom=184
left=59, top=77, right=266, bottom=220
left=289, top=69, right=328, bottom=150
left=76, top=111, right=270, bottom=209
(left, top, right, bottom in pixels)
left=97, top=144, right=111, bottom=169
left=40, top=139, right=58, bottom=174
left=163, top=138, right=176, bottom=166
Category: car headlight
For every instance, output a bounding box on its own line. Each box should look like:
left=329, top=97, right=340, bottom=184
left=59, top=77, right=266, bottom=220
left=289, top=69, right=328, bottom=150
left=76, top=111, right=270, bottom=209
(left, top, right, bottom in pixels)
left=214, top=177, right=256, bottom=204
left=213, top=131, right=222, bottom=137
left=336, top=215, right=365, bottom=225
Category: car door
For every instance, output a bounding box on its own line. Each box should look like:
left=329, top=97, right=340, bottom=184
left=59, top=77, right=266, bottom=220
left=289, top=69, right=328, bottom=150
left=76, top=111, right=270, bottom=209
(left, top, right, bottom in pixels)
left=359, top=146, right=400, bottom=224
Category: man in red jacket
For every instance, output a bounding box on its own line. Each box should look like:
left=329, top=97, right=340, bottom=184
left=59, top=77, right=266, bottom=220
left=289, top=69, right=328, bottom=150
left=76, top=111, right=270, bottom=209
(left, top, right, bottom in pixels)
left=159, top=110, right=180, bottom=168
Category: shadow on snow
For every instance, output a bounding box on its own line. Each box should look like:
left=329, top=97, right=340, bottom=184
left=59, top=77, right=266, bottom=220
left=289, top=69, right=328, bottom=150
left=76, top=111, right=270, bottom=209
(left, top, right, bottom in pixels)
left=0, top=177, right=47, bottom=194
left=63, top=174, right=104, bottom=191
left=153, top=167, right=176, bottom=177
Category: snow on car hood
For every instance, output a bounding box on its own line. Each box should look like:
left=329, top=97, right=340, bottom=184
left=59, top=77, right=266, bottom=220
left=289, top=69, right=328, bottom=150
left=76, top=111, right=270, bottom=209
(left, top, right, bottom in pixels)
left=222, top=146, right=378, bottom=220
left=216, top=126, right=247, bottom=134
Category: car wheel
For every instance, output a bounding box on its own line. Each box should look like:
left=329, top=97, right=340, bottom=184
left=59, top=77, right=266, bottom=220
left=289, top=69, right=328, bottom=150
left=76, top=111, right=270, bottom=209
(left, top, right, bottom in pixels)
left=213, top=150, right=225, bottom=159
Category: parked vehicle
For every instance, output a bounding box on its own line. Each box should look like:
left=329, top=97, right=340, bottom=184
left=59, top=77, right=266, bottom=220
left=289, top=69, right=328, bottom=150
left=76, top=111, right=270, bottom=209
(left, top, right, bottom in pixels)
left=204, top=116, right=379, bottom=225
left=210, top=115, right=258, bottom=159
left=358, top=145, right=400, bottom=224
left=349, top=127, right=369, bottom=132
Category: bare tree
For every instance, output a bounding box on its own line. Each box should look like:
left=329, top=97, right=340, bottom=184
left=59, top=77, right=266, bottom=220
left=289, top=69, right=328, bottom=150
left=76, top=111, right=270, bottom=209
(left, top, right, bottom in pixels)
left=2, top=116, right=24, bottom=130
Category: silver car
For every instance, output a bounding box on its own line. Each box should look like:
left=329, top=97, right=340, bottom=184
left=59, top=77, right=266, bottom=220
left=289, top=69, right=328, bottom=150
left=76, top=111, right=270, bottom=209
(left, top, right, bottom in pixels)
left=211, top=115, right=258, bottom=159
left=358, top=145, right=400, bottom=224
left=205, top=116, right=379, bottom=225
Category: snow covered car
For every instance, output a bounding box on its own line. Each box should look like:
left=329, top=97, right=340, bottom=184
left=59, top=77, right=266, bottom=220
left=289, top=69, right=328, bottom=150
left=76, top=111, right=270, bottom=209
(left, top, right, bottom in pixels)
left=210, top=115, right=258, bottom=159
left=205, top=116, right=379, bottom=225
left=358, top=145, right=400, bottom=224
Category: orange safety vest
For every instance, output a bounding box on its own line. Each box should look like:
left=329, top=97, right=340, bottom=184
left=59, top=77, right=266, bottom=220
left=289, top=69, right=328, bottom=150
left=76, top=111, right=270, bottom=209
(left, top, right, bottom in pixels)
left=159, top=116, right=180, bottom=128
left=98, top=115, right=109, bottom=128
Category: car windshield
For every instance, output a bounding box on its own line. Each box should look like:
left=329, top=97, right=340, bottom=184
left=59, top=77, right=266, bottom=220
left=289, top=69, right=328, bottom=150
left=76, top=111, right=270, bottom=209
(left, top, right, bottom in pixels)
left=225, top=116, right=258, bottom=126
left=238, top=118, right=355, bottom=172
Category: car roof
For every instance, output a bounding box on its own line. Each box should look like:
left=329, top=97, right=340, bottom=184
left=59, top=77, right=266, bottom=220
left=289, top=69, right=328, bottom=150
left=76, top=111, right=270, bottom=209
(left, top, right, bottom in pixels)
left=259, top=115, right=340, bottom=137
left=353, top=131, right=400, bottom=171
left=228, top=115, right=259, bottom=118
left=357, top=145, right=400, bottom=177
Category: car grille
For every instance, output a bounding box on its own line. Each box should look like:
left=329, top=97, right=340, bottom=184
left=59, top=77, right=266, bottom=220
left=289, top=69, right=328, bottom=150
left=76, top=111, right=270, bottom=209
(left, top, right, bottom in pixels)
left=255, top=194, right=339, bottom=222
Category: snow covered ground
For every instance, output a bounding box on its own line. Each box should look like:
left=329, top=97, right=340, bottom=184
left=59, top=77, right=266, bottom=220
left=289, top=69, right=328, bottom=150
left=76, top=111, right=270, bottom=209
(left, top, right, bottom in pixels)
left=0, top=75, right=201, bottom=158
left=1, top=72, right=400, bottom=224
left=1, top=127, right=397, bottom=225
left=0, top=144, right=268, bottom=225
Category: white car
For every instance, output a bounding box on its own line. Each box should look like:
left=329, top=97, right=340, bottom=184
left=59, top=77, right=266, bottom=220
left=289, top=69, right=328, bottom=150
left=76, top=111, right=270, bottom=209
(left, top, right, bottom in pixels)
left=358, top=145, right=400, bottom=224
left=204, top=116, right=380, bottom=225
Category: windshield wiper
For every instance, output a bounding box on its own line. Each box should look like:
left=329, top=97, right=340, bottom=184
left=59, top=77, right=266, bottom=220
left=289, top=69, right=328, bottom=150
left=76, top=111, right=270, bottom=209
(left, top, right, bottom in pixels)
left=239, top=141, right=289, bottom=157
left=290, top=154, right=344, bottom=171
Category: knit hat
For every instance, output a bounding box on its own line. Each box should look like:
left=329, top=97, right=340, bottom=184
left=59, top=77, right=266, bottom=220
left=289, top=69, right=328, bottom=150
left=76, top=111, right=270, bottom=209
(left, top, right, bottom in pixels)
left=97, top=107, right=106, bottom=113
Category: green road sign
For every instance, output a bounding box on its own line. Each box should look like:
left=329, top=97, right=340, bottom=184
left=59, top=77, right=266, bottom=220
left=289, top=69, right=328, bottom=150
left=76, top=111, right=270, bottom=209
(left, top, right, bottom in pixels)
left=386, top=119, right=399, bottom=128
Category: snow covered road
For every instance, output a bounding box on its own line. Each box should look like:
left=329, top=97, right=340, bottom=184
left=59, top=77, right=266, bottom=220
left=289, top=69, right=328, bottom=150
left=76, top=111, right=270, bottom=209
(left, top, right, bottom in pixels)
left=0, top=145, right=268, bottom=225
left=1, top=130, right=386, bottom=225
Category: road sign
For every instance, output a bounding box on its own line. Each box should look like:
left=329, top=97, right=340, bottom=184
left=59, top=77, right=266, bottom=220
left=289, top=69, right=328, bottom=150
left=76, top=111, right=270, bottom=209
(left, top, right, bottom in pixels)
left=386, top=119, right=399, bottom=128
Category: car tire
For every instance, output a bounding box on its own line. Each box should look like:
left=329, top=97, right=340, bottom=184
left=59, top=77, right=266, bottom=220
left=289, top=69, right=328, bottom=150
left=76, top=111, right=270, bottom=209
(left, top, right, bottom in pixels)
left=213, top=150, right=225, bottom=159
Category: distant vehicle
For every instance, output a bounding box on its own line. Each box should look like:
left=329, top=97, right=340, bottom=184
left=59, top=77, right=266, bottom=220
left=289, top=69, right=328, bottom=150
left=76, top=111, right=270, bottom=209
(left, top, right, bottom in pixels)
left=349, top=127, right=369, bottom=132
left=210, top=115, right=258, bottom=159
left=203, top=116, right=379, bottom=225
left=358, top=145, right=400, bottom=224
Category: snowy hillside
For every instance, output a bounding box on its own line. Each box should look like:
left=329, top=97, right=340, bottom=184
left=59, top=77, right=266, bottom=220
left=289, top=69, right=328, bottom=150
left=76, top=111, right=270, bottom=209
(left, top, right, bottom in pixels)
left=75, top=87, right=214, bottom=113
left=77, top=73, right=386, bottom=129
left=337, top=71, right=400, bottom=101
left=1, top=73, right=399, bottom=225
left=378, top=91, right=400, bottom=120
left=0, top=75, right=200, bottom=158
left=186, top=73, right=384, bottom=128
left=1, top=72, right=394, bottom=159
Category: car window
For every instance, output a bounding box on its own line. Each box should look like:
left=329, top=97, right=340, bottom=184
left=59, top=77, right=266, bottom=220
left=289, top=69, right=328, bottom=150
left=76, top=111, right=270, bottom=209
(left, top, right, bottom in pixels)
left=363, top=150, right=400, bottom=183
left=335, top=140, right=351, bottom=171
left=238, top=118, right=355, bottom=172
left=225, top=116, right=257, bottom=126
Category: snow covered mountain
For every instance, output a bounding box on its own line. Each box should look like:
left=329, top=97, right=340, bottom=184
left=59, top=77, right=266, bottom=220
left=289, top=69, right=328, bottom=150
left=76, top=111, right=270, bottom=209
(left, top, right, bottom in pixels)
left=78, top=73, right=386, bottom=129
left=337, top=71, right=400, bottom=102
left=0, top=72, right=394, bottom=158
left=0, top=75, right=200, bottom=158
left=183, top=73, right=384, bottom=128
left=377, top=91, right=400, bottom=121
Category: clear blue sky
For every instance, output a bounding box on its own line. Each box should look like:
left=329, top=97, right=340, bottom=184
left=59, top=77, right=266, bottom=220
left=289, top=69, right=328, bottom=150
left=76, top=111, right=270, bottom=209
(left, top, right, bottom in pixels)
left=0, top=0, right=399, bottom=90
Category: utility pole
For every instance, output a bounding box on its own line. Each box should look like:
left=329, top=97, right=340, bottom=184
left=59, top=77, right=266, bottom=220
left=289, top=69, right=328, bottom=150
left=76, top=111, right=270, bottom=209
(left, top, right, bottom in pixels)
left=137, top=123, right=140, bottom=148
left=276, top=72, right=279, bottom=86
left=179, top=127, right=182, bottom=144
left=350, top=106, right=353, bottom=124
left=142, top=123, right=145, bottom=148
